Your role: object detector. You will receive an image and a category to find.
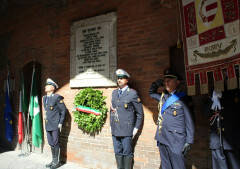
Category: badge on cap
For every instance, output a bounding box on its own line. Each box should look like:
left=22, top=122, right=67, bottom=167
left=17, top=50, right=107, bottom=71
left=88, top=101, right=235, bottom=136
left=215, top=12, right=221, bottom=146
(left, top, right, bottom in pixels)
left=173, top=110, right=177, bottom=116
left=60, top=100, right=64, bottom=103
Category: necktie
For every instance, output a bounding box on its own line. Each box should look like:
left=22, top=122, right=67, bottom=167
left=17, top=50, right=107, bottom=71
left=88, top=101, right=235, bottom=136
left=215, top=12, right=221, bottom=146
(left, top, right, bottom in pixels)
left=118, top=90, right=122, bottom=97
left=46, top=96, right=50, bottom=104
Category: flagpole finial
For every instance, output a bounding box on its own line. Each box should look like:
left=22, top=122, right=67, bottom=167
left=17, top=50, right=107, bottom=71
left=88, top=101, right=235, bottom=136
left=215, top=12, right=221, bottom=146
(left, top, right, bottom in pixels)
left=32, top=55, right=36, bottom=68
left=32, top=58, right=36, bottom=70
left=6, top=61, right=10, bottom=71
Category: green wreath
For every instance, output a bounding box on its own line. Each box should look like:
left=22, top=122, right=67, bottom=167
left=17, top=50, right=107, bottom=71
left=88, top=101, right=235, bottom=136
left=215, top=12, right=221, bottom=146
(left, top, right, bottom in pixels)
left=73, top=88, right=108, bottom=135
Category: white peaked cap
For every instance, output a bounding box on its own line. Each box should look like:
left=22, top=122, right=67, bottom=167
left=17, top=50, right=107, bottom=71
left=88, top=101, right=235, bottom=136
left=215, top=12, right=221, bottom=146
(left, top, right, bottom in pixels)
left=46, top=78, right=59, bottom=89
left=115, top=69, right=130, bottom=78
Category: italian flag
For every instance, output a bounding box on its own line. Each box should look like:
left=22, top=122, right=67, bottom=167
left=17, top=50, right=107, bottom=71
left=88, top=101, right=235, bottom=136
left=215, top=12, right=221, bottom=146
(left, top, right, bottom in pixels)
left=29, top=66, right=42, bottom=148
left=18, top=90, right=23, bottom=144
left=18, top=72, right=28, bottom=145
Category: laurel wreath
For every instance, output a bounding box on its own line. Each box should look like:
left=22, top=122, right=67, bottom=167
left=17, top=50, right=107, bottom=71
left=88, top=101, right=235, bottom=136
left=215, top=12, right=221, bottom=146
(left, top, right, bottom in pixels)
left=193, top=39, right=237, bottom=59
left=73, top=88, right=108, bottom=135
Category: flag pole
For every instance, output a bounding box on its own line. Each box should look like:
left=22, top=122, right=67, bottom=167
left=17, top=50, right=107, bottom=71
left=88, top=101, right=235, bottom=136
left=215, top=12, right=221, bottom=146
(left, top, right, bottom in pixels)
left=6, top=64, right=10, bottom=98
left=27, top=64, right=36, bottom=153
left=22, top=70, right=30, bottom=155
left=18, top=71, right=30, bottom=157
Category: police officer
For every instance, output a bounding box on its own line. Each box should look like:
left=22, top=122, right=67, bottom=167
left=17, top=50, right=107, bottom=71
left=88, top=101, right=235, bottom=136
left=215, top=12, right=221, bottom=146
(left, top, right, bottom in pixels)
left=209, top=89, right=240, bottom=169
left=149, top=68, right=195, bottom=169
left=43, top=78, right=66, bottom=169
left=110, top=69, right=144, bottom=169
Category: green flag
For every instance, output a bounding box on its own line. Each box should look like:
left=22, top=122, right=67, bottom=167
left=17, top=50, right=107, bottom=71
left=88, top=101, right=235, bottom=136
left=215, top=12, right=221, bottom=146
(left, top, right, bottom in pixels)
left=29, top=66, right=42, bottom=147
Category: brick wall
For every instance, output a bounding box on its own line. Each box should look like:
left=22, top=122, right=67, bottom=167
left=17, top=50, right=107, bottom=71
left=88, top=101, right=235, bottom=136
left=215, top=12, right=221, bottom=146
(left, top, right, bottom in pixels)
left=0, top=0, right=210, bottom=168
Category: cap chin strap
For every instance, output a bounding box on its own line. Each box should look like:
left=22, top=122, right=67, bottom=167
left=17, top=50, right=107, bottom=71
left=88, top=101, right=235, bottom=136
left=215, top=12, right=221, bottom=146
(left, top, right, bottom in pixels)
left=164, top=75, right=177, bottom=79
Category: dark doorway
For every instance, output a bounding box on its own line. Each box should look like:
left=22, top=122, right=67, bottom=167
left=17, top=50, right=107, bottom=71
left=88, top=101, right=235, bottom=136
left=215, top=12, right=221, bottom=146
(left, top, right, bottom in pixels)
left=22, top=61, right=43, bottom=152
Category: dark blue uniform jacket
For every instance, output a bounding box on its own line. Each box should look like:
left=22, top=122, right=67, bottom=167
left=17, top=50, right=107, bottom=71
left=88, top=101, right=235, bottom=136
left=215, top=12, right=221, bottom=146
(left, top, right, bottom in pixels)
left=43, top=94, right=66, bottom=131
left=110, top=88, right=143, bottom=137
left=149, top=81, right=195, bottom=154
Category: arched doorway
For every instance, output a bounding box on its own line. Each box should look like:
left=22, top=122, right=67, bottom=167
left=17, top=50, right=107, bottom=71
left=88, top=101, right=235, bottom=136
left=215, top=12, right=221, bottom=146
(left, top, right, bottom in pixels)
left=22, top=61, right=43, bottom=152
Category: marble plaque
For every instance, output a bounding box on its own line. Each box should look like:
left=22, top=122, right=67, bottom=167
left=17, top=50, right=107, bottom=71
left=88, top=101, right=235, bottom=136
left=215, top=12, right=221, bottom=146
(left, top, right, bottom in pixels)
left=70, top=12, right=117, bottom=87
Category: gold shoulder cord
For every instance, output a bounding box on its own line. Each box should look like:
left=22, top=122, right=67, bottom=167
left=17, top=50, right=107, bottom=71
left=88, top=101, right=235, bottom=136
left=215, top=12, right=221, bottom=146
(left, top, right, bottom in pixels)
left=158, top=93, right=165, bottom=134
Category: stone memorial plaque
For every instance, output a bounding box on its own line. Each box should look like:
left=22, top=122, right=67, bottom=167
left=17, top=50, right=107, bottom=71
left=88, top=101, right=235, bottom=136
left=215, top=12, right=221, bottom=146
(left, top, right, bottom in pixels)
left=70, top=12, right=117, bottom=87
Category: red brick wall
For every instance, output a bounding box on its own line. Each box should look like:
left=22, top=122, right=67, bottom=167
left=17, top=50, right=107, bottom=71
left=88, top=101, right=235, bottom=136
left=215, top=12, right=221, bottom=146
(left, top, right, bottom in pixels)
left=0, top=0, right=210, bottom=168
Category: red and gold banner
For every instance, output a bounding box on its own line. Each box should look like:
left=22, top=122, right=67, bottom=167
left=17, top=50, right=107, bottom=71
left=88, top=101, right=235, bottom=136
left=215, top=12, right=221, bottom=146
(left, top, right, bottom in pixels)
left=227, top=64, right=237, bottom=89
left=180, top=0, right=240, bottom=95
left=213, top=68, right=224, bottom=91
left=199, top=71, right=208, bottom=94
left=239, top=63, right=240, bottom=88
left=187, top=71, right=196, bottom=95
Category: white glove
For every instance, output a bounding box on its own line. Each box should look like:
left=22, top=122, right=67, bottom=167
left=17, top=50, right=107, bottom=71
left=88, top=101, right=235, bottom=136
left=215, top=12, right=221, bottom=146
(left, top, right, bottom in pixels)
left=182, top=143, right=191, bottom=156
left=110, top=104, right=116, bottom=112
left=211, top=90, right=222, bottom=111
left=132, top=128, right=138, bottom=138
left=58, top=124, right=62, bottom=132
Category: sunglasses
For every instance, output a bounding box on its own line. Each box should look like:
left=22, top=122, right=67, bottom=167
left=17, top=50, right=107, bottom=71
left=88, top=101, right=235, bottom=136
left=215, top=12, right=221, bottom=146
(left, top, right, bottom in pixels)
left=117, top=76, right=128, bottom=80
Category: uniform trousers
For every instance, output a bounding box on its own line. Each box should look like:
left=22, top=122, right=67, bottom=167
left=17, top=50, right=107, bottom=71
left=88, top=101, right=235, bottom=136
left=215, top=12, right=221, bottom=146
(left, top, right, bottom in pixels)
left=158, top=143, right=186, bottom=169
left=47, top=129, right=59, bottom=148
left=212, top=149, right=240, bottom=169
left=112, top=136, right=133, bottom=157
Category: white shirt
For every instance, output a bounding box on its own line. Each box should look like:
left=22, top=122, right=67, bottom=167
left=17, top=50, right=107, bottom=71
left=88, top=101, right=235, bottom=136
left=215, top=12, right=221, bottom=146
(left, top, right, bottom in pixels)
left=119, top=85, right=128, bottom=94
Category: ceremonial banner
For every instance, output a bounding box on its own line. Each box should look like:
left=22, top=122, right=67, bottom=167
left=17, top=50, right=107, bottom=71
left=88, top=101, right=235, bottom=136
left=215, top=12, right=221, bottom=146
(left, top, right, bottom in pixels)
left=213, top=69, right=224, bottom=91
left=227, top=64, right=237, bottom=89
left=186, top=71, right=196, bottom=95
left=239, top=63, right=240, bottom=87
left=180, top=0, right=240, bottom=94
left=199, top=71, right=208, bottom=94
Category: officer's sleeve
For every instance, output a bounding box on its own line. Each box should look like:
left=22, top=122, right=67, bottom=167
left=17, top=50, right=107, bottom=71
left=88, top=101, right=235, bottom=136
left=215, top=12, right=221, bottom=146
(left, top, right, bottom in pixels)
left=42, top=96, right=45, bottom=111
left=110, top=90, right=116, bottom=112
left=56, top=95, right=66, bottom=124
left=149, top=79, right=163, bottom=101
left=132, top=91, right=144, bottom=129
left=182, top=101, right=195, bottom=144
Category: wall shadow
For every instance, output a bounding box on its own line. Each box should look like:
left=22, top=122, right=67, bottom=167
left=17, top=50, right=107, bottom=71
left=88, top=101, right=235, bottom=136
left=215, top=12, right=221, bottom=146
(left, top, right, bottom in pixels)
left=59, top=108, right=72, bottom=164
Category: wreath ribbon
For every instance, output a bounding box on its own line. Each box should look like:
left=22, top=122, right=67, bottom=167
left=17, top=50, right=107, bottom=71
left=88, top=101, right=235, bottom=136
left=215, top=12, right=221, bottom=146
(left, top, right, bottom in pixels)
left=75, top=105, right=101, bottom=116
